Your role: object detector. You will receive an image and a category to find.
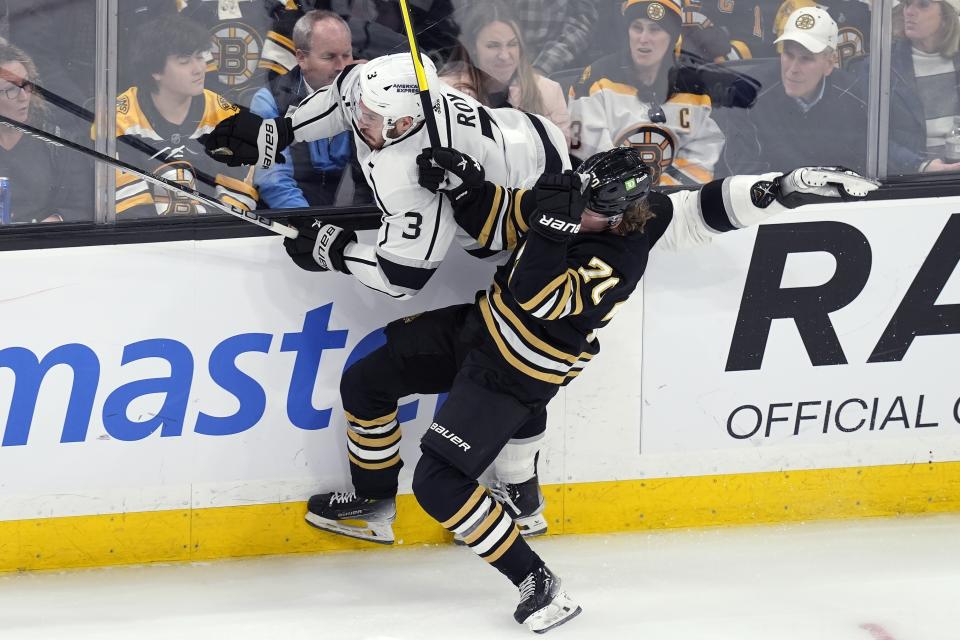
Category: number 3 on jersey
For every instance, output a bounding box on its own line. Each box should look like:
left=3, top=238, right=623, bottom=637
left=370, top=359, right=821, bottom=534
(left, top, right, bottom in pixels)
left=402, top=212, right=423, bottom=239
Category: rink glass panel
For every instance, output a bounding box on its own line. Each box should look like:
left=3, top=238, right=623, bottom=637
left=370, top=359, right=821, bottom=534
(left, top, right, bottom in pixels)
left=0, top=0, right=956, bottom=235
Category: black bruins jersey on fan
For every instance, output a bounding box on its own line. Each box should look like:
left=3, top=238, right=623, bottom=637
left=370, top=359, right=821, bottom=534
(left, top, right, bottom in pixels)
left=118, top=0, right=296, bottom=106
left=177, top=0, right=297, bottom=105
left=113, top=86, right=257, bottom=217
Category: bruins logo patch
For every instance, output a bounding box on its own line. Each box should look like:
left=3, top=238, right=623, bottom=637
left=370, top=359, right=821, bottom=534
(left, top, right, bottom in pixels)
left=152, top=160, right=200, bottom=216
left=795, top=13, right=817, bottom=29
left=217, top=94, right=238, bottom=113
left=614, top=124, right=677, bottom=185
left=647, top=2, right=666, bottom=20
left=117, top=94, right=129, bottom=115
left=209, top=21, right=263, bottom=87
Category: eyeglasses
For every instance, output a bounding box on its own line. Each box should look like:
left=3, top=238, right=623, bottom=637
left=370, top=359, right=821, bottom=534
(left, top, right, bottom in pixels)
left=648, top=104, right=666, bottom=124
left=0, top=82, right=32, bottom=100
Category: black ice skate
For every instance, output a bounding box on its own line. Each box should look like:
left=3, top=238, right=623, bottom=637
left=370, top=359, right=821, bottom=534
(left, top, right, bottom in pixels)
left=513, top=565, right=582, bottom=634
left=491, top=475, right=547, bottom=537
left=304, top=491, right=396, bottom=544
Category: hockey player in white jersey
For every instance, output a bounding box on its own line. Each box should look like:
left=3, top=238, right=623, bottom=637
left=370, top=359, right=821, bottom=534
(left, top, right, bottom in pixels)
left=200, top=51, right=569, bottom=540
left=201, top=52, right=569, bottom=298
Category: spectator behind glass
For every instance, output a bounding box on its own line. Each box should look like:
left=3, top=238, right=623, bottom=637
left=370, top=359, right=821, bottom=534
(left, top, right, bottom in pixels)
left=250, top=10, right=359, bottom=208
left=112, top=15, right=258, bottom=218
left=0, top=41, right=92, bottom=223
left=719, top=7, right=868, bottom=175
left=886, top=0, right=960, bottom=173
left=439, top=2, right=571, bottom=143
left=508, top=0, right=599, bottom=75
left=568, top=0, right=724, bottom=186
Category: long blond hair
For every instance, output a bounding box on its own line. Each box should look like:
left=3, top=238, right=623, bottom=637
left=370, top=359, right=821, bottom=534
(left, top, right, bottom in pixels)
left=893, top=0, right=960, bottom=56
left=444, top=1, right=546, bottom=115
left=0, top=40, right=48, bottom=125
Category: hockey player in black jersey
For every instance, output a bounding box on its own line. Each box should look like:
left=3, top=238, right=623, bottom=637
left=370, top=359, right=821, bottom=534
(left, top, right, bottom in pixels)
left=304, top=145, right=879, bottom=633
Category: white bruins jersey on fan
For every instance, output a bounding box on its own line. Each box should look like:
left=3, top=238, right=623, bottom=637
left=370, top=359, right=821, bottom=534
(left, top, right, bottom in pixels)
left=569, top=59, right=724, bottom=187
left=288, top=63, right=570, bottom=299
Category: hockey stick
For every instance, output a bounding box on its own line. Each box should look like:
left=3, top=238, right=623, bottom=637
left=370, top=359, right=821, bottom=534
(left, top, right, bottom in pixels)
left=398, top=0, right=441, bottom=148
left=30, top=80, right=228, bottom=192
left=0, top=113, right=299, bottom=239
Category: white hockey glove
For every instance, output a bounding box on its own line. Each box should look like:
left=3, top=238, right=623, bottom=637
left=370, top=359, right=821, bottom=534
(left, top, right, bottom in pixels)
left=772, top=167, right=880, bottom=209
left=201, top=108, right=294, bottom=170
left=283, top=218, right=357, bottom=273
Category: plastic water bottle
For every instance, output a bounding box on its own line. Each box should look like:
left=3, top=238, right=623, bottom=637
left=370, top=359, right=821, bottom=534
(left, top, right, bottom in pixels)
left=0, top=177, right=10, bottom=224
left=945, top=116, right=960, bottom=163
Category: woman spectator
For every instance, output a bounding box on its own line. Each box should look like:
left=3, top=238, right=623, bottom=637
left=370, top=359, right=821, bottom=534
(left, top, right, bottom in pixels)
left=887, top=0, right=960, bottom=173
left=568, top=0, right=724, bottom=186
left=0, top=41, right=91, bottom=223
left=439, top=2, right=571, bottom=143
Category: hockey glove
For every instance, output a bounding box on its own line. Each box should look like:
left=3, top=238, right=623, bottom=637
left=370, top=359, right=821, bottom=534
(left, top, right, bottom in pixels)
left=773, top=167, right=881, bottom=209
left=283, top=218, right=357, bottom=273
left=201, top=108, right=294, bottom=169
left=529, top=171, right=589, bottom=241
left=416, top=147, right=485, bottom=202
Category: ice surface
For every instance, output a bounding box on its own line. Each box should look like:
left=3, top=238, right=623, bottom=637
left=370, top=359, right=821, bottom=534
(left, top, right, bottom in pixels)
left=1, top=514, right=958, bottom=639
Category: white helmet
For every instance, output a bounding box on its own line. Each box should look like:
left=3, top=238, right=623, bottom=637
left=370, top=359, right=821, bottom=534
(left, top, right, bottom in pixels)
left=355, top=53, right=438, bottom=139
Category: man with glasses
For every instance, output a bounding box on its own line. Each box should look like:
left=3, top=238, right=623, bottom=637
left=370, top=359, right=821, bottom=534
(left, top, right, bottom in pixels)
left=250, top=10, right=360, bottom=207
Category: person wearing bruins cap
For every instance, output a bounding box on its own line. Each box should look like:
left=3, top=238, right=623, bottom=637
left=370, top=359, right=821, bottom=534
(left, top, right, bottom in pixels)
left=880, top=0, right=960, bottom=173
left=568, top=0, right=725, bottom=187
left=719, top=6, right=869, bottom=176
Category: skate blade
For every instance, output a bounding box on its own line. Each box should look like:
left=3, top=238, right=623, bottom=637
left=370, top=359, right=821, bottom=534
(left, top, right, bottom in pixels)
left=304, top=512, right=395, bottom=544
left=527, top=591, right=582, bottom=634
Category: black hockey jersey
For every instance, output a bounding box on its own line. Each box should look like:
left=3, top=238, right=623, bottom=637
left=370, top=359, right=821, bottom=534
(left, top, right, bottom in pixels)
left=113, top=86, right=258, bottom=217
left=454, top=171, right=792, bottom=384
left=118, top=0, right=295, bottom=106
left=177, top=0, right=295, bottom=106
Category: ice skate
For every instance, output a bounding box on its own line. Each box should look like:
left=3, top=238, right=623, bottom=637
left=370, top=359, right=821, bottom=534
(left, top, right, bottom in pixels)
left=304, top=491, right=396, bottom=544
left=513, top=565, right=582, bottom=634
left=454, top=475, right=546, bottom=545
left=491, top=475, right=547, bottom=537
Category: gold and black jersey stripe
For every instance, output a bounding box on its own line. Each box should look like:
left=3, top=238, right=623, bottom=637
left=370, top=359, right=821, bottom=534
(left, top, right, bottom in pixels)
left=453, top=183, right=531, bottom=254
left=479, top=283, right=595, bottom=385
left=476, top=225, right=651, bottom=386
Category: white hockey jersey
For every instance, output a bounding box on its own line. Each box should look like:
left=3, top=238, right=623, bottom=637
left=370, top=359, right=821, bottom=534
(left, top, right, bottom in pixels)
left=569, top=55, right=725, bottom=187
left=287, top=63, right=570, bottom=299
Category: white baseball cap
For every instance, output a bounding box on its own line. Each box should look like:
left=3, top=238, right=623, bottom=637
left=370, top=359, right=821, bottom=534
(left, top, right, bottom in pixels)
left=774, top=7, right=839, bottom=53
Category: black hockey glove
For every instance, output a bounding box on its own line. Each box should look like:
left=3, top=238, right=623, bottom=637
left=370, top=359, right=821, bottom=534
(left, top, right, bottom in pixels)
left=283, top=218, right=357, bottom=273
left=771, top=167, right=881, bottom=209
left=416, top=147, right=485, bottom=202
left=201, top=108, right=294, bottom=169
left=529, top=171, right=589, bottom=241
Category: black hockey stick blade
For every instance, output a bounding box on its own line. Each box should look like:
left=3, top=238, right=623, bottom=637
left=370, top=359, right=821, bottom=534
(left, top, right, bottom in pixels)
left=0, top=113, right=299, bottom=239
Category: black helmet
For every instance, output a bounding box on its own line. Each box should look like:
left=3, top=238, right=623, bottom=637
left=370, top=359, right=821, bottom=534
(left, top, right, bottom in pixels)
left=579, top=147, right=652, bottom=219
